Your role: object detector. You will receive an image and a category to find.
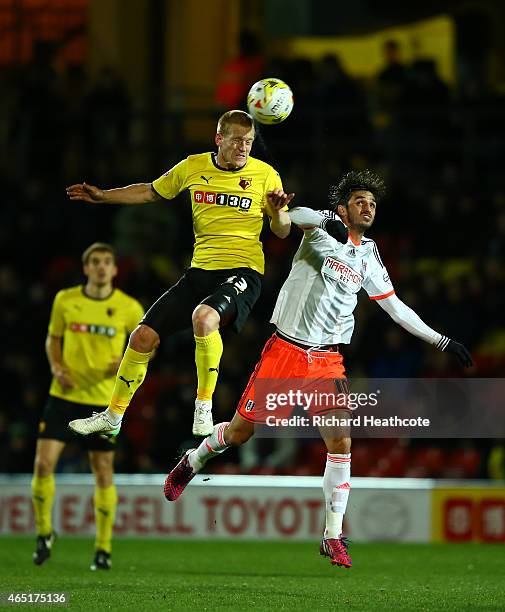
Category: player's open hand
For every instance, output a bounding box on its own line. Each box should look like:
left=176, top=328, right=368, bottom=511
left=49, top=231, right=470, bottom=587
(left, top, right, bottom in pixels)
left=53, top=365, right=75, bottom=389
left=66, top=182, right=104, bottom=203
left=106, top=357, right=122, bottom=376
left=266, top=188, right=295, bottom=213
left=445, top=339, right=474, bottom=368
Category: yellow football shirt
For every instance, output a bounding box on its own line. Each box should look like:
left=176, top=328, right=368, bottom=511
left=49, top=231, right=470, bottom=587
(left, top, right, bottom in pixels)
left=152, top=153, right=283, bottom=274
left=48, top=286, right=144, bottom=406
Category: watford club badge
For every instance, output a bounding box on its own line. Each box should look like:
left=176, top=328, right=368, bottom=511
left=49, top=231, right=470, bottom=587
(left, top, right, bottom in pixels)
left=239, top=177, right=252, bottom=190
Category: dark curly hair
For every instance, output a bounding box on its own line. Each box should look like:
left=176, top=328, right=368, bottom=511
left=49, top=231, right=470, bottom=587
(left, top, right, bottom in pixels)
left=329, top=170, right=386, bottom=209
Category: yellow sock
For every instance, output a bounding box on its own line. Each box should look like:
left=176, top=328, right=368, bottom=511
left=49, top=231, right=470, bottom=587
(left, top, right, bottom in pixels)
left=194, top=330, right=223, bottom=400
left=109, top=347, right=151, bottom=416
left=31, top=474, right=55, bottom=536
left=94, top=485, right=117, bottom=553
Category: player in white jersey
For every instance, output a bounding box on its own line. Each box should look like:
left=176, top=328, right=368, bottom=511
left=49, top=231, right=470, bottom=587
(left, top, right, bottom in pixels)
left=162, top=170, right=473, bottom=568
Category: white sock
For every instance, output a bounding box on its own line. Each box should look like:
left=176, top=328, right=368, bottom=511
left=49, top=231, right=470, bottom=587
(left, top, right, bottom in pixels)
left=323, top=453, right=351, bottom=538
left=188, top=422, right=230, bottom=472
left=104, top=408, right=122, bottom=426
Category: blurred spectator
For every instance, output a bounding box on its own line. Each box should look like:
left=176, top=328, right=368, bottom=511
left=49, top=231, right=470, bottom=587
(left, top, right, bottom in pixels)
left=215, top=29, right=264, bottom=109
left=405, top=59, right=451, bottom=170
left=13, top=41, right=67, bottom=185
left=60, top=64, right=90, bottom=178
left=376, top=39, right=410, bottom=115
left=315, top=54, right=371, bottom=163
left=83, top=66, right=132, bottom=181
left=369, top=328, right=422, bottom=378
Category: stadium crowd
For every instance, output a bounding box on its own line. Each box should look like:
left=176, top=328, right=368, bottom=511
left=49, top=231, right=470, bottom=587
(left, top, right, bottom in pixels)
left=1, top=43, right=505, bottom=479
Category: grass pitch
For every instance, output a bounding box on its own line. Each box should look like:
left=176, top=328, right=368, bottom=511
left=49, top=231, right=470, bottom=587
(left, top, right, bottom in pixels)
left=0, top=538, right=504, bottom=610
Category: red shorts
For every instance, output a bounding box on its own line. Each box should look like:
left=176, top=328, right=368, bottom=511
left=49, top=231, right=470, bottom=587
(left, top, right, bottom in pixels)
left=237, top=334, right=348, bottom=424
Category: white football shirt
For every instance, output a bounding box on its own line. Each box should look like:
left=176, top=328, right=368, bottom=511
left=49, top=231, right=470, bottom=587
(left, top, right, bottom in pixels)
left=270, top=221, right=394, bottom=345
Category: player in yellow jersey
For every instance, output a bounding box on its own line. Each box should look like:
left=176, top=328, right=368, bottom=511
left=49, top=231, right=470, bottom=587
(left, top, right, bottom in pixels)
left=66, top=110, right=293, bottom=437
left=32, top=243, right=144, bottom=570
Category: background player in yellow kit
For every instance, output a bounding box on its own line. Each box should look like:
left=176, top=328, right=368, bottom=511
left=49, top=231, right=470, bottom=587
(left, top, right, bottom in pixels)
left=32, top=243, right=144, bottom=570
left=66, top=110, right=293, bottom=437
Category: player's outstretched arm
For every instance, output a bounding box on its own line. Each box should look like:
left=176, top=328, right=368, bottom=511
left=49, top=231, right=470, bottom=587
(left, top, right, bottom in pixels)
left=377, top=294, right=474, bottom=368
left=266, top=188, right=294, bottom=238
left=289, top=207, right=349, bottom=243
left=66, top=182, right=163, bottom=205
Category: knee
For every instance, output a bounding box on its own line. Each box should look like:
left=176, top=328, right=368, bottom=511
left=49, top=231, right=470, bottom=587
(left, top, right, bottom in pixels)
left=325, top=437, right=352, bottom=455
left=192, top=305, right=220, bottom=336
left=224, top=426, right=253, bottom=447
left=90, top=456, right=114, bottom=488
left=95, top=472, right=113, bottom=488
left=34, top=455, right=55, bottom=478
left=129, top=324, right=159, bottom=353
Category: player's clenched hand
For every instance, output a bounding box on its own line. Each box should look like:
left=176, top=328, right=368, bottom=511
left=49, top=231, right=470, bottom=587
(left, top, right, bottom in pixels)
left=266, top=188, right=295, bottom=213
left=106, top=357, right=122, bottom=376
left=444, top=340, right=474, bottom=368
left=52, top=365, right=75, bottom=389
left=66, top=182, right=104, bottom=203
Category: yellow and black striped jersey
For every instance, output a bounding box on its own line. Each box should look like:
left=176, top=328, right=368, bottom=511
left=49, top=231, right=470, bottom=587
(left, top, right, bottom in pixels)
left=152, top=153, right=283, bottom=274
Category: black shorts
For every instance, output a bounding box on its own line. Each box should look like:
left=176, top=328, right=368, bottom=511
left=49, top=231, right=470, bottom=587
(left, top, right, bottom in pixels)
left=141, top=267, right=262, bottom=338
left=38, top=396, right=116, bottom=452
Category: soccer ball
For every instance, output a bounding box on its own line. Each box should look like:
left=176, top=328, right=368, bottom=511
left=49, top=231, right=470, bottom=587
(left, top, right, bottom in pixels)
left=247, top=78, right=294, bottom=125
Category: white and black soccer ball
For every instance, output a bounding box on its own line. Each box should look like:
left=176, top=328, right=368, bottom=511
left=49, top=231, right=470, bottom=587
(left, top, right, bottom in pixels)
left=247, top=77, right=294, bottom=125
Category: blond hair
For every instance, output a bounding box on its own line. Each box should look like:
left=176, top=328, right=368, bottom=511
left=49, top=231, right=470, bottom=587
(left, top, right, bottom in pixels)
left=217, top=110, right=254, bottom=136
left=81, top=242, right=115, bottom=265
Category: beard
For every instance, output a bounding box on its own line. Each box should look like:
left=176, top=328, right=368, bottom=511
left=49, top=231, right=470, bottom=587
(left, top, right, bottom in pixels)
left=349, top=217, right=373, bottom=233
